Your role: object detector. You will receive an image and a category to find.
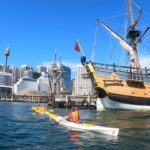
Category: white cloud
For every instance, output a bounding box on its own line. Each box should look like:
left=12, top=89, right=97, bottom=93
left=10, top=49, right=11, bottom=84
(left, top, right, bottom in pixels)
left=140, top=56, right=150, bottom=68
left=62, top=61, right=79, bottom=72
left=42, top=62, right=51, bottom=67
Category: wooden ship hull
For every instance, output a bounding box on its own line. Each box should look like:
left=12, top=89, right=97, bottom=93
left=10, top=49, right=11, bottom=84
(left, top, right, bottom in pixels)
left=85, top=63, right=150, bottom=110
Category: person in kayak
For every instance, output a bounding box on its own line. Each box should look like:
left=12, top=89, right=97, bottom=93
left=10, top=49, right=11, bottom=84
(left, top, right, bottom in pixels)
left=64, top=105, right=80, bottom=123
left=37, top=104, right=41, bottom=110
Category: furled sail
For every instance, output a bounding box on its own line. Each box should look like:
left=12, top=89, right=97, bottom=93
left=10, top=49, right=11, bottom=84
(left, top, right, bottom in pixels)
left=97, top=19, right=140, bottom=68
left=97, top=20, right=133, bottom=55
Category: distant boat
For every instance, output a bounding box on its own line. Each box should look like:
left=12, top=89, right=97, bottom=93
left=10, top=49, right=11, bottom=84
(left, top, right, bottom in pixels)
left=81, top=0, right=150, bottom=110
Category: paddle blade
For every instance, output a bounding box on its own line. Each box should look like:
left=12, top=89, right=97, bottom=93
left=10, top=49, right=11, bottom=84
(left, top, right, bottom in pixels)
left=49, top=109, right=54, bottom=113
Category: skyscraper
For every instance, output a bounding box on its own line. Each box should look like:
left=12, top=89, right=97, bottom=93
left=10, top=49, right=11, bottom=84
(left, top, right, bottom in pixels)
left=21, top=65, right=33, bottom=78
left=61, top=64, right=71, bottom=94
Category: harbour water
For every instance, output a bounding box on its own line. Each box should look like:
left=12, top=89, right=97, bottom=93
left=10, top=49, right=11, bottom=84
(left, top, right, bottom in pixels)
left=0, top=101, right=150, bottom=150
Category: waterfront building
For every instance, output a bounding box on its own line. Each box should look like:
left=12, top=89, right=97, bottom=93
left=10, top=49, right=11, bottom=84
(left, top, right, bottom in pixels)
left=0, top=64, right=5, bottom=72
left=9, top=66, right=20, bottom=84
left=0, top=72, right=14, bottom=86
left=13, top=77, right=38, bottom=94
left=20, top=65, right=33, bottom=78
left=37, top=72, right=49, bottom=92
left=0, top=72, right=13, bottom=98
left=0, top=85, right=12, bottom=98
left=75, top=64, right=93, bottom=95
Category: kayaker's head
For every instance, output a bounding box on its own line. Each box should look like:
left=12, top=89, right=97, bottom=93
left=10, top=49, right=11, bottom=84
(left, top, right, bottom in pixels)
left=75, top=105, right=78, bottom=110
left=71, top=106, right=76, bottom=112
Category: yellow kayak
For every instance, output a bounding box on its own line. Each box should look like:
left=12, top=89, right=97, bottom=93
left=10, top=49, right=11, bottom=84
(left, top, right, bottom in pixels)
left=32, top=106, right=47, bottom=114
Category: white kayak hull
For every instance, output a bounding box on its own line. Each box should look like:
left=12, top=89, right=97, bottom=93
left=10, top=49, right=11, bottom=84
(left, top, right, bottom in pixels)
left=48, top=112, right=119, bottom=136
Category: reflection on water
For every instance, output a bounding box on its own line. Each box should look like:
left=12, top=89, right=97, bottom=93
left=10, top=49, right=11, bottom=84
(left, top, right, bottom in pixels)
left=1, top=102, right=150, bottom=149
left=67, top=130, right=80, bottom=144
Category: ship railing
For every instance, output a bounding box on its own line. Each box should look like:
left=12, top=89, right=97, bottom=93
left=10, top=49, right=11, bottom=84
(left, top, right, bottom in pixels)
left=91, top=62, right=150, bottom=82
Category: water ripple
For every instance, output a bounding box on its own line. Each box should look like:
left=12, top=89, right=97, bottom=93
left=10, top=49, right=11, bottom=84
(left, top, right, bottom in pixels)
left=0, top=102, right=150, bottom=149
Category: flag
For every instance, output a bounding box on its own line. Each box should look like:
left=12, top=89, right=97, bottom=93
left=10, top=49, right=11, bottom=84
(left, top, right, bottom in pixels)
left=74, top=40, right=80, bottom=52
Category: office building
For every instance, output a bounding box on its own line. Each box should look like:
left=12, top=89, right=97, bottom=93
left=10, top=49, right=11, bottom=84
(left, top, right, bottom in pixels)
left=0, top=72, right=13, bottom=97
left=21, top=65, right=33, bottom=78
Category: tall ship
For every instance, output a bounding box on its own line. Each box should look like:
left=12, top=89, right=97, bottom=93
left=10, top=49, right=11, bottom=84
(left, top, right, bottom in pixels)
left=80, top=0, right=150, bottom=110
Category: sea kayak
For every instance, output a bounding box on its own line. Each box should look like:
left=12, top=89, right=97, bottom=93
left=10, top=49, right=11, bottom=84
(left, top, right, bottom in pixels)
left=48, top=112, right=119, bottom=136
left=32, top=106, right=48, bottom=114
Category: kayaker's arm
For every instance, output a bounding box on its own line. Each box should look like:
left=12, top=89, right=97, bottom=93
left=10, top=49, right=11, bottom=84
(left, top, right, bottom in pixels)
left=63, top=116, right=69, bottom=120
left=64, top=113, right=72, bottom=120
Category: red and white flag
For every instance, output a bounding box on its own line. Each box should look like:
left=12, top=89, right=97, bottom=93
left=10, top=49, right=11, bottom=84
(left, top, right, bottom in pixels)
left=74, top=40, right=80, bottom=52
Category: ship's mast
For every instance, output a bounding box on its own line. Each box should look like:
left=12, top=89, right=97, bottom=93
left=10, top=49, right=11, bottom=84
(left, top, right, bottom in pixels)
left=126, top=0, right=142, bottom=69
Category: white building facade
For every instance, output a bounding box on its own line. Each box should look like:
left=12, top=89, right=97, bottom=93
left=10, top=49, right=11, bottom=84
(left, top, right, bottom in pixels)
left=13, top=77, right=38, bottom=94
left=37, top=72, right=49, bottom=92
left=75, top=64, right=93, bottom=95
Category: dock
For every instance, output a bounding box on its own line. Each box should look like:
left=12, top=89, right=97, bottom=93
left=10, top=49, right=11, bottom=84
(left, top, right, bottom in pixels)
left=0, top=94, right=97, bottom=109
left=48, top=95, right=97, bottom=109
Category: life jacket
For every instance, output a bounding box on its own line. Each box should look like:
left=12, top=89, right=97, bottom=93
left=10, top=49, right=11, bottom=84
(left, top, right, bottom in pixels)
left=71, top=111, right=79, bottom=122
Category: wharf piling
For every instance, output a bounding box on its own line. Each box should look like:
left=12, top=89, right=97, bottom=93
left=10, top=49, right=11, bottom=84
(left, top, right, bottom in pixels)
left=48, top=95, right=97, bottom=109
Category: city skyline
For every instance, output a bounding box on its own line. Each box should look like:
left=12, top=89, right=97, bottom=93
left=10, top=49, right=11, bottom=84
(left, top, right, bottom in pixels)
left=0, top=0, right=150, bottom=76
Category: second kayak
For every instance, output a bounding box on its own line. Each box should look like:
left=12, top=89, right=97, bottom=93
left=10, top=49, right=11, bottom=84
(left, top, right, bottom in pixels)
left=32, top=106, right=47, bottom=114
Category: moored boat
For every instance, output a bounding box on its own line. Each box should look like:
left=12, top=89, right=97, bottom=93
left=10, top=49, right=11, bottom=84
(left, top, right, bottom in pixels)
left=79, top=0, right=150, bottom=110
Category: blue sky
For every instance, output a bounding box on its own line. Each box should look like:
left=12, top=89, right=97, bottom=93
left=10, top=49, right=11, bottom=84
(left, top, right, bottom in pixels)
left=0, top=0, right=150, bottom=75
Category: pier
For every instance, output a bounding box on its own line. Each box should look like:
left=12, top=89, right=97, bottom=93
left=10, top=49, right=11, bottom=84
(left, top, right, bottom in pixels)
left=0, top=94, right=48, bottom=103
left=0, top=98, right=47, bottom=103
left=0, top=94, right=97, bottom=109
left=48, top=95, right=97, bottom=109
